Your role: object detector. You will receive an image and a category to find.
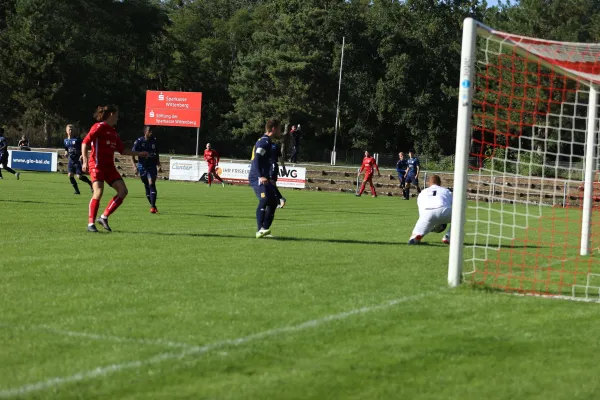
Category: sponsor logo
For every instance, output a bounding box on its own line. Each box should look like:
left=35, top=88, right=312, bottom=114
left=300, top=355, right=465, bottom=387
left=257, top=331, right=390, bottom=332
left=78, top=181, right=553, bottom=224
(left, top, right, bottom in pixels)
left=172, top=162, right=194, bottom=170
left=158, top=92, right=164, bottom=101
left=461, top=79, right=470, bottom=89
left=279, top=168, right=298, bottom=178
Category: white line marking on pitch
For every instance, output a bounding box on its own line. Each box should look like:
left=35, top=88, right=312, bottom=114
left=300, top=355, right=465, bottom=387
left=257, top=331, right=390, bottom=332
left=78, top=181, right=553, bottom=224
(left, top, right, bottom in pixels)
left=0, top=292, right=436, bottom=398
left=0, top=324, right=195, bottom=349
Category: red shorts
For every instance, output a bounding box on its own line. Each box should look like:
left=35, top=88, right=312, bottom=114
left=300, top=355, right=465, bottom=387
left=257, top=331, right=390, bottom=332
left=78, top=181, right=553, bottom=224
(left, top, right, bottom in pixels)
left=90, top=165, right=122, bottom=186
left=364, top=173, right=373, bottom=181
left=208, top=163, right=218, bottom=173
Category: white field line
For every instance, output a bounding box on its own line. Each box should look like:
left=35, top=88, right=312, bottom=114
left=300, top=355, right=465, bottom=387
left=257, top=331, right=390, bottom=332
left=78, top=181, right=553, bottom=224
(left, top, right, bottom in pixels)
left=0, top=324, right=194, bottom=349
left=0, top=292, right=436, bottom=398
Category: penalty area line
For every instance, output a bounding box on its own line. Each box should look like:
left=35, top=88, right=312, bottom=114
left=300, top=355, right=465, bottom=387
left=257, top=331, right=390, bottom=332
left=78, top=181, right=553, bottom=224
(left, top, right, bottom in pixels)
left=0, top=291, right=438, bottom=398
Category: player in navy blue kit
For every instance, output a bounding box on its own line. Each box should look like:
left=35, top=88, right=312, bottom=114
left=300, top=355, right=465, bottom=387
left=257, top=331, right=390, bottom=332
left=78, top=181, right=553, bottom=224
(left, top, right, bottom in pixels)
left=64, top=124, right=92, bottom=194
left=0, top=128, right=20, bottom=180
left=131, top=126, right=162, bottom=213
left=396, top=152, right=408, bottom=193
left=249, top=119, right=282, bottom=238
left=270, top=140, right=287, bottom=208
left=403, top=150, right=422, bottom=200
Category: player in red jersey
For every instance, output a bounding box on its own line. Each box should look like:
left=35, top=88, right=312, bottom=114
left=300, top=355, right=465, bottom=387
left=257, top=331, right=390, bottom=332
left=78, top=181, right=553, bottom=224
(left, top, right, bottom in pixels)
left=81, top=105, right=148, bottom=232
left=204, top=143, right=225, bottom=187
left=356, top=151, right=381, bottom=197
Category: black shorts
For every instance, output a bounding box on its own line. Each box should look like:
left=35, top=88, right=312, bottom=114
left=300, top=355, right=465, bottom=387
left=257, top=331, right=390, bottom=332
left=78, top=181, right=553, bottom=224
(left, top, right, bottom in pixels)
left=67, top=159, right=83, bottom=175
left=0, top=152, right=7, bottom=166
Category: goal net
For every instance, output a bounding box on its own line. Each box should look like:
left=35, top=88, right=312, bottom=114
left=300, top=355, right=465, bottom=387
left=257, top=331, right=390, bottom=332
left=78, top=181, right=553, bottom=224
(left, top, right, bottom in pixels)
left=448, top=19, right=600, bottom=301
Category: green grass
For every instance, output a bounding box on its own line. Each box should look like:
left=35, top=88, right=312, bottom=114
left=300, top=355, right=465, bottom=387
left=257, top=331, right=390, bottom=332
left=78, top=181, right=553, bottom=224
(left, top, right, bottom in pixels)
left=1, top=172, right=600, bottom=399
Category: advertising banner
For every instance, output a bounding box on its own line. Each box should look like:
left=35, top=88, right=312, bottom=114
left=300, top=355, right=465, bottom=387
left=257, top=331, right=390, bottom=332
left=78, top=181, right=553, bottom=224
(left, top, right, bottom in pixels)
left=145, top=91, right=202, bottom=128
left=8, top=150, right=58, bottom=172
left=170, top=159, right=306, bottom=189
left=169, top=159, right=203, bottom=181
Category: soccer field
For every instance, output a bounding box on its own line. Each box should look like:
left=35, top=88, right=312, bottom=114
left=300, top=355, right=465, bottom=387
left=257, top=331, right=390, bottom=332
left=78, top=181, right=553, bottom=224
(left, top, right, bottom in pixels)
left=1, top=173, right=600, bottom=399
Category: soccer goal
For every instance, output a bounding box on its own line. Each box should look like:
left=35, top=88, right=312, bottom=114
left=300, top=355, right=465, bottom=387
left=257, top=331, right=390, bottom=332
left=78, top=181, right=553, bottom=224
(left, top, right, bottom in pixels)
left=448, top=18, right=600, bottom=301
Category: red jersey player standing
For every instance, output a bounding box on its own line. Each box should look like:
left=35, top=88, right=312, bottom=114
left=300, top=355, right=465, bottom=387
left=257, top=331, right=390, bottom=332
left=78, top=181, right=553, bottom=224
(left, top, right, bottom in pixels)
left=356, top=151, right=381, bottom=197
left=204, top=143, right=225, bottom=187
left=82, top=105, right=148, bottom=232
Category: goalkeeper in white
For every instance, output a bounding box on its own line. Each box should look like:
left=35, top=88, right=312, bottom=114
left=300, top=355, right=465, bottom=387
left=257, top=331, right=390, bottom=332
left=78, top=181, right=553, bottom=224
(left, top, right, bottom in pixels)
left=408, top=175, right=452, bottom=245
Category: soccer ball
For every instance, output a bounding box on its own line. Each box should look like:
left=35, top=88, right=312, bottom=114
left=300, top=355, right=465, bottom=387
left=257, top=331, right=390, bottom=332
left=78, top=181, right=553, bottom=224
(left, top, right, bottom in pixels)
left=431, top=224, right=447, bottom=234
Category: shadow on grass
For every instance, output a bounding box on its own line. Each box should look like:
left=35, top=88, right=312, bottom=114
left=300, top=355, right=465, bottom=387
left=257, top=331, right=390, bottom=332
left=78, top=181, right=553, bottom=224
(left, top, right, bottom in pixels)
left=162, top=212, right=307, bottom=222
left=118, top=230, right=544, bottom=248
left=0, top=199, right=71, bottom=206
left=119, top=230, right=403, bottom=246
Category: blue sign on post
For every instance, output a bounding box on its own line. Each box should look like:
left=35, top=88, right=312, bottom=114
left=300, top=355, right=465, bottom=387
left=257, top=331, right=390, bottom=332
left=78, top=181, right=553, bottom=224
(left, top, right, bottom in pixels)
left=10, top=150, right=55, bottom=172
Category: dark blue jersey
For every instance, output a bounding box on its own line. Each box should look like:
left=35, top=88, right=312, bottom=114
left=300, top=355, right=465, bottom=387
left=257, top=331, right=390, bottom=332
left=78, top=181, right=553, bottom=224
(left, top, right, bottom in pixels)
left=64, top=137, right=82, bottom=161
left=249, top=134, right=272, bottom=183
left=0, top=136, right=7, bottom=154
left=133, top=136, right=159, bottom=169
left=407, top=157, right=420, bottom=174
left=396, top=159, right=408, bottom=174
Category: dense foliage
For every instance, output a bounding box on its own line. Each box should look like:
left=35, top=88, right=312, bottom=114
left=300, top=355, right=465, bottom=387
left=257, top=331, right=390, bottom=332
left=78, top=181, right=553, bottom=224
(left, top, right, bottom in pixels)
left=0, top=0, right=595, bottom=159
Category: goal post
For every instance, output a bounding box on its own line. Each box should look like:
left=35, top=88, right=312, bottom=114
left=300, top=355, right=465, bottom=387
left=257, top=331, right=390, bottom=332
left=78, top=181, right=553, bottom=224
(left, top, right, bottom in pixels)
left=448, top=18, right=600, bottom=300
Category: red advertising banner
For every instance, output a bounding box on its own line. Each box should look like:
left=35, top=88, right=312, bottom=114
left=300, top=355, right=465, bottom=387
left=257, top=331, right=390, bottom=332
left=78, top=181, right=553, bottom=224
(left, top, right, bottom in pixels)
left=144, top=91, right=202, bottom=128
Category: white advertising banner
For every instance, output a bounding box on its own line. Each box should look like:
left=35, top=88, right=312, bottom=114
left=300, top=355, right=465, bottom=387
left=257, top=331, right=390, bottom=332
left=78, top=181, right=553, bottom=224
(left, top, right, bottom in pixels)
left=169, top=159, right=203, bottom=181
left=169, top=159, right=306, bottom=188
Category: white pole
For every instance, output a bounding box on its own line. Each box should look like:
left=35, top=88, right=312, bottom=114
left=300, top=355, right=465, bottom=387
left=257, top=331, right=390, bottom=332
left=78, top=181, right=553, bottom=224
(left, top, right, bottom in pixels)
left=448, top=18, right=477, bottom=287
left=331, top=36, right=345, bottom=166
left=195, top=127, right=200, bottom=157
left=580, top=86, right=598, bottom=256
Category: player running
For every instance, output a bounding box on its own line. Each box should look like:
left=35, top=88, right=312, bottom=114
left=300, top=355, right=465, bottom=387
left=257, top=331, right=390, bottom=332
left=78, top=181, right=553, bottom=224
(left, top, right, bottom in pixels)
left=248, top=119, right=282, bottom=238
left=64, top=124, right=93, bottom=194
left=356, top=151, right=380, bottom=197
left=82, top=105, right=148, bottom=233
left=396, top=152, right=408, bottom=194
left=204, top=143, right=225, bottom=187
left=0, top=128, right=20, bottom=180
left=131, top=126, right=162, bottom=213
left=408, top=175, right=452, bottom=245
left=403, top=149, right=422, bottom=200
left=270, top=139, right=287, bottom=208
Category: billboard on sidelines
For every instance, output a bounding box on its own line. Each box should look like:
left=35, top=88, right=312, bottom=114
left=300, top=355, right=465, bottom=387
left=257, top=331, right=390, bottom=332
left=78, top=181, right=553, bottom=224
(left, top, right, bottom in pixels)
left=8, top=150, right=58, bottom=172
left=145, top=91, right=202, bottom=128
left=169, top=159, right=306, bottom=189
left=169, top=159, right=203, bottom=181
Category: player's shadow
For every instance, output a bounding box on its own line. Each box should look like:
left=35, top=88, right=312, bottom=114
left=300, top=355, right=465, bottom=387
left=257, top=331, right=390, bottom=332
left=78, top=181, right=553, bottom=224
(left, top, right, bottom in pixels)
left=165, top=212, right=250, bottom=219
left=164, top=212, right=306, bottom=222
left=0, top=199, right=70, bottom=206
left=120, top=230, right=541, bottom=248
left=121, top=230, right=401, bottom=246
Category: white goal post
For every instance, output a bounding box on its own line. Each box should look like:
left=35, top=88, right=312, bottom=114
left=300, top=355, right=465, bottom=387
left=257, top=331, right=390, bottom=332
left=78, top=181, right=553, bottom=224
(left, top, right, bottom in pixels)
left=448, top=18, right=600, bottom=298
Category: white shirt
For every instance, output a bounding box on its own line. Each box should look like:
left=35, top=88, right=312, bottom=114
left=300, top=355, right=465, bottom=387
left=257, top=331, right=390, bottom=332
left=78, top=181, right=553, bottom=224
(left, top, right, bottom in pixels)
left=417, top=185, right=453, bottom=211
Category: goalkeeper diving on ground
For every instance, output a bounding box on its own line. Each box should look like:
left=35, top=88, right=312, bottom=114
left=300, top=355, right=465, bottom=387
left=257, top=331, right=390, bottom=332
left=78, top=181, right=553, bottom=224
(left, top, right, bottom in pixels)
left=408, top=175, right=452, bottom=245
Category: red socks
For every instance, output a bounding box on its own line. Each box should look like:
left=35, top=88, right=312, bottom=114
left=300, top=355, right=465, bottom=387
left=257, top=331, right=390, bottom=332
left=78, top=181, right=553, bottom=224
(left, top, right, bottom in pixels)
left=89, top=198, right=100, bottom=224
left=102, top=196, right=124, bottom=218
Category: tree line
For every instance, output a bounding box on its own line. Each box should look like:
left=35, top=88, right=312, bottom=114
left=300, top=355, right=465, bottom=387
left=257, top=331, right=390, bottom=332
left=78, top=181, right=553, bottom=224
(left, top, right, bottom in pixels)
left=1, top=0, right=599, bottom=161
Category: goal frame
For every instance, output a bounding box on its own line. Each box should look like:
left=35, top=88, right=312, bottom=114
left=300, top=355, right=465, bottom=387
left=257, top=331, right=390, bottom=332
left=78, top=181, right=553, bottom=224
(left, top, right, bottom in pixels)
left=447, top=18, right=599, bottom=287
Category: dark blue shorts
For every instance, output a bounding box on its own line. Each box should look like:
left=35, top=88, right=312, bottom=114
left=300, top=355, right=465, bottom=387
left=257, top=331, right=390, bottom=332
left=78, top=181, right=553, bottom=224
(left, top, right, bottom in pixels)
left=250, top=181, right=277, bottom=201
left=67, top=159, right=83, bottom=175
left=398, top=172, right=406, bottom=184
left=406, top=173, right=419, bottom=185
left=138, top=165, right=158, bottom=180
